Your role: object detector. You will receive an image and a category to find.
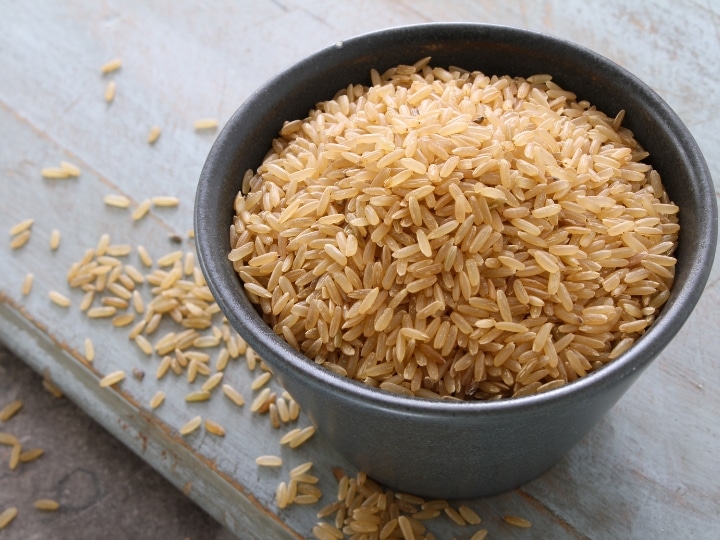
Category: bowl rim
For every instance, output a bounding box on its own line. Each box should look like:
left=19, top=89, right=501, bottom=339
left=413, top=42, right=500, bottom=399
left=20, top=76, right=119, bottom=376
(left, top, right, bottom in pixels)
left=195, top=22, right=717, bottom=418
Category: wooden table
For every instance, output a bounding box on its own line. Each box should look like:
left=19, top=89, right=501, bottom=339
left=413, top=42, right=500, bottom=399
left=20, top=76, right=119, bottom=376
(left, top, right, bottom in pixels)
left=2, top=1, right=718, bottom=538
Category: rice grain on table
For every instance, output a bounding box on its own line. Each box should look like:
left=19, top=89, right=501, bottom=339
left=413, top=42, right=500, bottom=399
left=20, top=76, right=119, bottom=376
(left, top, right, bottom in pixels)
left=280, top=428, right=301, bottom=446
left=157, top=250, right=183, bottom=267
left=49, top=291, right=71, bottom=307
left=84, top=337, right=95, bottom=362
left=104, top=194, right=130, bottom=208
left=99, top=370, right=125, bottom=387
left=9, top=230, right=31, bottom=249
left=156, top=356, right=172, bottom=380
left=255, top=455, right=283, bottom=467
left=60, top=161, right=81, bottom=177
left=137, top=245, right=153, bottom=267
left=229, top=61, right=680, bottom=401
left=0, top=433, right=19, bottom=446
left=222, top=384, right=245, bottom=407
left=0, top=507, right=18, bottom=530
left=0, top=400, right=23, bottom=422
left=49, top=229, right=61, bottom=250
left=132, top=199, right=151, bottom=221
left=251, top=371, right=272, bottom=390
left=204, top=419, right=226, bottom=436
left=250, top=387, right=271, bottom=412
left=147, top=126, right=162, bottom=144
left=101, top=58, right=122, bottom=74
left=9, top=443, right=22, bottom=470
left=458, top=505, right=482, bottom=525
left=470, top=530, right=489, bottom=540
left=33, top=499, right=60, bottom=511
left=112, top=313, right=135, bottom=327
left=503, top=515, right=532, bottom=528
left=41, top=370, right=63, bottom=398
left=288, top=425, right=316, bottom=449
left=193, top=118, right=219, bottom=130
left=9, top=218, right=34, bottom=236
left=19, top=448, right=44, bottom=463
left=104, top=80, right=116, bottom=102
left=149, top=390, right=165, bottom=409
left=134, top=335, right=153, bottom=355
left=180, top=416, right=202, bottom=435
left=21, top=273, right=34, bottom=296
left=41, top=167, right=70, bottom=179
left=185, top=390, right=210, bottom=402
left=201, top=372, right=223, bottom=392
left=151, top=196, right=180, bottom=207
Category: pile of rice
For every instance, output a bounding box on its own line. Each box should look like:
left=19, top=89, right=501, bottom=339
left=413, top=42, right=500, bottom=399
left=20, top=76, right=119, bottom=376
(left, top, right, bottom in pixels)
left=228, top=57, right=679, bottom=400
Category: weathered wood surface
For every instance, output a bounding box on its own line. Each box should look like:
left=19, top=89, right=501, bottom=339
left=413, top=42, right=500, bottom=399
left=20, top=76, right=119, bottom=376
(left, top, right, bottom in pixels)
left=1, top=1, right=719, bottom=538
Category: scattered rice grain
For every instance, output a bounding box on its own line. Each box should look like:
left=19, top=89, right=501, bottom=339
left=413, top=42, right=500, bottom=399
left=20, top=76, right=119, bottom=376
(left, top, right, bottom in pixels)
left=101, top=58, right=122, bottom=74
left=148, top=126, right=162, bottom=144
left=49, top=291, right=71, bottom=307
left=255, top=455, right=283, bottom=467
left=503, top=515, right=532, bottom=528
left=33, top=499, right=60, bottom=511
left=104, top=194, right=130, bottom=208
left=180, top=415, right=202, bottom=435
left=99, top=370, right=125, bottom=387
left=194, top=118, right=219, bottom=130
left=0, top=401, right=23, bottom=422
left=21, top=273, right=34, bottom=295
left=84, top=338, right=95, bottom=362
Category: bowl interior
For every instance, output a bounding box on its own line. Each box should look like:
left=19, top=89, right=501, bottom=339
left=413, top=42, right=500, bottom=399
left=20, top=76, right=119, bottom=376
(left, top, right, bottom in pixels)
left=195, top=23, right=717, bottom=416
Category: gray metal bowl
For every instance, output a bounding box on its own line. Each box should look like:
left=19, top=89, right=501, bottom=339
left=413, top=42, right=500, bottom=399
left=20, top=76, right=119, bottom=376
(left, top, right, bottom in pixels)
left=195, top=24, right=716, bottom=498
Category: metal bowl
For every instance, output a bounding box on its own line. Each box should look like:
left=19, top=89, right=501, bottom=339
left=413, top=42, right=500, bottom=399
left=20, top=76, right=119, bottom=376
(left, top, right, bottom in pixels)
left=195, top=23, right=716, bottom=498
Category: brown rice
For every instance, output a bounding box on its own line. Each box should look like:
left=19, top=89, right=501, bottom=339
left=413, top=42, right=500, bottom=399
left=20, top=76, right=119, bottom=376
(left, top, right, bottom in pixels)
left=229, top=60, right=679, bottom=400
left=0, top=400, right=23, bottom=422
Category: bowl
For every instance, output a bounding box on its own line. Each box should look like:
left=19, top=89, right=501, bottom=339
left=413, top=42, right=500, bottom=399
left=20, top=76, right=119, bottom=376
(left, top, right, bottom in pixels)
left=195, top=23, right=717, bottom=498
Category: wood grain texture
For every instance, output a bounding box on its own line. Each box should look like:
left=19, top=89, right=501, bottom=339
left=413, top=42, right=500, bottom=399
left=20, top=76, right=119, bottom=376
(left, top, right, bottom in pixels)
left=1, top=1, right=718, bottom=538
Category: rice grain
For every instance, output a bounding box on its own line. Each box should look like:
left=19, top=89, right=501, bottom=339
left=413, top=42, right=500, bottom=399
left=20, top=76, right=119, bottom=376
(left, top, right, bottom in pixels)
left=132, top=199, right=151, bottom=221
left=503, top=515, right=532, bottom=528
left=99, top=370, right=125, bottom=387
left=84, top=338, right=95, bottom=362
left=148, top=126, right=162, bottom=144
left=49, top=229, right=61, bottom=250
left=10, top=218, right=33, bottom=236
left=205, top=419, right=226, bottom=436
left=0, top=507, right=18, bottom=530
left=255, top=455, right=283, bottom=467
left=19, top=448, right=44, bottom=463
left=150, top=390, right=165, bottom=409
left=180, top=416, right=202, bottom=435
left=222, top=384, right=245, bottom=407
left=41, top=167, right=70, bottom=179
left=288, top=425, right=316, bottom=449
left=49, top=291, right=71, bottom=307
left=60, top=161, right=81, bottom=176
left=0, top=400, right=23, bottom=422
left=21, top=273, right=34, bottom=295
left=10, top=230, right=30, bottom=249
left=101, top=58, right=122, bottom=74
left=34, top=499, right=60, bottom=511
left=194, top=118, right=219, bottom=130
left=105, top=80, right=116, bottom=102
left=104, top=194, right=130, bottom=208
left=152, top=196, right=180, bottom=207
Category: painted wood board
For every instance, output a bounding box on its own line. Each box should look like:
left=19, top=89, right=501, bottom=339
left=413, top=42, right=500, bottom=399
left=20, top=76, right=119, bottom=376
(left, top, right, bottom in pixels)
left=1, top=1, right=719, bottom=538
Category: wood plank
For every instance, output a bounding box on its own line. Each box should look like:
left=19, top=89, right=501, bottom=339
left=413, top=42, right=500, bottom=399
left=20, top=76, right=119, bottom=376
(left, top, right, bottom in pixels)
left=1, top=1, right=719, bottom=538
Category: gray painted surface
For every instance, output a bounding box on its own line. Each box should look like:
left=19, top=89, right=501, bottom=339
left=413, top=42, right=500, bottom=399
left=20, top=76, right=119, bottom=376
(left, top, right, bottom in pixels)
left=1, top=1, right=719, bottom=538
